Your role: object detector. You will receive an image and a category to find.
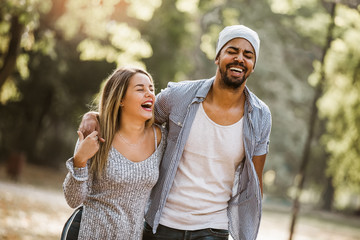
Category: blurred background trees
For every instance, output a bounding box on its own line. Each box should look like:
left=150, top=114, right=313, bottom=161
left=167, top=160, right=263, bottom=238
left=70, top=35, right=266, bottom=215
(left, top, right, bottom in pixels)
left=0, top=0, right=359, bottom=218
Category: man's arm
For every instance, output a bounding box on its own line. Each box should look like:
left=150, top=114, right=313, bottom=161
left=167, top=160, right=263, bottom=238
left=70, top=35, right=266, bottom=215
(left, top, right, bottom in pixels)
left=79, top=111, right=105, bottom=142
left=253, top=154, right=267, bottom=197
left=252, top=106, right=271, bottom=198
left=154, top=87, right=171, bottom=124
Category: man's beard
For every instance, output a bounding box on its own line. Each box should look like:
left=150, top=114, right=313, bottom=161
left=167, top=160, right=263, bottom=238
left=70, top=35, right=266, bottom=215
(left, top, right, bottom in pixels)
left=219, top=63, right=247, bottom=89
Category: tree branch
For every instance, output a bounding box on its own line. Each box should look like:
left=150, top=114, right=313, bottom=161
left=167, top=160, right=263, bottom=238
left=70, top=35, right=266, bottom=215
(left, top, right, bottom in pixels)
left=0, top=16, right=25, bottom=92
left=288, top=2, right=338, bottom=240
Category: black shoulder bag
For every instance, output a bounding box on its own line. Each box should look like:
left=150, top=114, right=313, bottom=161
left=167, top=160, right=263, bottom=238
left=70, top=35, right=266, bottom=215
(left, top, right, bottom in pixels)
left=60, top=206, right=83, bottom=240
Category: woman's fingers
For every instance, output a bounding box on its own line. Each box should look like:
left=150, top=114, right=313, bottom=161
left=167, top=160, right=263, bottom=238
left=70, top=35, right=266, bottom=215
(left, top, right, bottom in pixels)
left=87, top=131, right=99, bottom=141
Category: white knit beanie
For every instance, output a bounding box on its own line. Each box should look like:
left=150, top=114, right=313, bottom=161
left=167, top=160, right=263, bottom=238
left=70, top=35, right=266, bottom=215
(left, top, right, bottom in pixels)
left=215, top=25, right=260, bottom=67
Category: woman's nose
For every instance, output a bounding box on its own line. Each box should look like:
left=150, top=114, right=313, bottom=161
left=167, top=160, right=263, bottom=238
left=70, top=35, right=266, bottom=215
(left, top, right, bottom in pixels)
left=145, top=89, right=154, bottom=97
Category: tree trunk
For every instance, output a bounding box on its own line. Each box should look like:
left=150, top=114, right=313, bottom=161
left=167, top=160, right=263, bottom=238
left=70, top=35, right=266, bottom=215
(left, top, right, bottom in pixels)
left=6, top=151, right=26, bottom=181
left=288, top=3, right=338, bottom=240
left=321, top=176, right=335, bottom=210
left=0, top=16, right=24, bottom=92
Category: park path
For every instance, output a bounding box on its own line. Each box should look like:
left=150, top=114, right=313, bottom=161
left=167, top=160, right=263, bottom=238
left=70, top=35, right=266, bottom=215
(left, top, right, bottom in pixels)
left=1, top=164, right=359, bottom=240
left=0, top=180, right=73, bottom=240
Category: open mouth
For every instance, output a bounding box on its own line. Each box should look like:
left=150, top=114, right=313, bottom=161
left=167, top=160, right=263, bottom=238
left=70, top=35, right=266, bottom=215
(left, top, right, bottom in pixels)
left=141, top=101, right=153, bottom=110
left=230, top=67, right=244, bottom=73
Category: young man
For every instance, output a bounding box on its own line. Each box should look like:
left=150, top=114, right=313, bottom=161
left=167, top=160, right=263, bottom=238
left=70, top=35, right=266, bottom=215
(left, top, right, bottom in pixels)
left=142, top=25, right=271, bottom=240
left=81, top=25, right=271, bottom=240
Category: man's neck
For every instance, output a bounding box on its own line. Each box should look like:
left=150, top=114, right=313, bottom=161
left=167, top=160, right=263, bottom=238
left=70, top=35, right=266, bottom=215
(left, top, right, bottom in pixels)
left=207, top=76, right=246, bottom=109
left=201, top=76, right=246, bottom=126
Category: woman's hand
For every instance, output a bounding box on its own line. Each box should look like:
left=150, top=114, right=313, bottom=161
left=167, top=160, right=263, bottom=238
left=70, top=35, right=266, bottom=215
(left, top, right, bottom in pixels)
left=73, top=131, right=100, bottom=168
left=79, top=112, right=105, bottom=142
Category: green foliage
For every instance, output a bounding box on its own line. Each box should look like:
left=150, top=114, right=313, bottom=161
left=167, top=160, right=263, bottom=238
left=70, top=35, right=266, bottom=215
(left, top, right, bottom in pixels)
left=0, top=40, right=115, bottom=166
left=0, top=0, right=156, bottom=166
left=56, top=0, right=154, bottom=67
left=318, top=5, right=360, bottom=192
left=0, top=0, right=54, bottom=102
left=0, top=0, right=53, bottom=57
left=141, top=0, right=195, bottom=90
left=264, top=0, right=360, bottom=206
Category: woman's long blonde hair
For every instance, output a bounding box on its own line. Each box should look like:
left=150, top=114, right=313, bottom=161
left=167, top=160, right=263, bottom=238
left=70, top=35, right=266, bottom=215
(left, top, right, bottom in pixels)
left=91, top=67, right=154, bottom=178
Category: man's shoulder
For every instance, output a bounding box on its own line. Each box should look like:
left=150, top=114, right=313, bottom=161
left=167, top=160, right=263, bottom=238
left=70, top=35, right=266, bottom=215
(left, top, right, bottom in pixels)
left=246, top=88, right=271, bottom=114
left=162, top=78, right=210, bottom=99
left=167, top=79, right=207, bottom=90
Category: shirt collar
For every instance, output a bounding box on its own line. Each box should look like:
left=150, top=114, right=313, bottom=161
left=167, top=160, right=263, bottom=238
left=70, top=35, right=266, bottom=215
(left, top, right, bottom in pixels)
left=244, top=86, right=254, bottom=113
left=193, top=77, right=261, bottom=114
left=244, top=86, right=264, bottom=113
left=194, top=77, right=215, bottom=102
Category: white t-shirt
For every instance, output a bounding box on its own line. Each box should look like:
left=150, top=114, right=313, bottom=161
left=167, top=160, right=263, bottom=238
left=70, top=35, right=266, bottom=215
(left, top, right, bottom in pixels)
left=160, top=103, right=245, bottom=230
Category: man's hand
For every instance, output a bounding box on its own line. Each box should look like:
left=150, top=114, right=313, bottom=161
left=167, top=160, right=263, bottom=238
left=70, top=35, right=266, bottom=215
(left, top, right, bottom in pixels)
left=79, top=111, right=105, bottom=142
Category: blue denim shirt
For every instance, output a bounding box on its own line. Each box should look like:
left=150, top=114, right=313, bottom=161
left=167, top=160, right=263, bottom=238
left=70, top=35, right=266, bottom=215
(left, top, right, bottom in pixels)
left=145, top=77, right=272, bottom=240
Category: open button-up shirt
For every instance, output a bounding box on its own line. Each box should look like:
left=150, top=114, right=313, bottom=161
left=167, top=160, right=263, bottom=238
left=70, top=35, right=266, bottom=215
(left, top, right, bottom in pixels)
left=145, top=77, right=272, bottom=240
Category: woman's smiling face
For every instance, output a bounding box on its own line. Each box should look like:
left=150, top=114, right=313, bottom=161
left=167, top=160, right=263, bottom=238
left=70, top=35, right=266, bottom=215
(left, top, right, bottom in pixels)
left=121, top=73, right=155, bottom=121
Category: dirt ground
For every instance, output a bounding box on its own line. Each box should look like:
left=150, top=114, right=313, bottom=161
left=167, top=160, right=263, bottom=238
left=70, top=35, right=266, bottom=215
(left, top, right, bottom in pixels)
left=0, top=163, right=359, bottom=240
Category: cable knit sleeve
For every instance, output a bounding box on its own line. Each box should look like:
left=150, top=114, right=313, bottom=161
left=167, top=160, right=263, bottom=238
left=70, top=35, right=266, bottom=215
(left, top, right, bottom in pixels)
left=62, top=140, right=92, bottom=208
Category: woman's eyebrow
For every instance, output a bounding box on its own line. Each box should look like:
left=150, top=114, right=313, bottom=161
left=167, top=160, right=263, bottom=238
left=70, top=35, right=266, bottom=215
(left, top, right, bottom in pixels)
left=134, top=84, right=154, bottom=88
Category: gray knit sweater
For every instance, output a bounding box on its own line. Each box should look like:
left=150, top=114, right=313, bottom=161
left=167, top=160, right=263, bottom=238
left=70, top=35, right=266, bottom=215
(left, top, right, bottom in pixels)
left=63, top=126, right=166, bottom=240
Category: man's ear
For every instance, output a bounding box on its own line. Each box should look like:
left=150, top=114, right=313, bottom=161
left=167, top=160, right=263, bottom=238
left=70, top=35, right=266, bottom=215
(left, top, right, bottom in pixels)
left=215, top=57, right=219, bottom=65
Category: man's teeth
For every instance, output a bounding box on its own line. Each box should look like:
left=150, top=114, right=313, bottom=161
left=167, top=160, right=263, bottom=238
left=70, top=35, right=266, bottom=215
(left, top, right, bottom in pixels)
left=230, top=67, right=243, bottom=73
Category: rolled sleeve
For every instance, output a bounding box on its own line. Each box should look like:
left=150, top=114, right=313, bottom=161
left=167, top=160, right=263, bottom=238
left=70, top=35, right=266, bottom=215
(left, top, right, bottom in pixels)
left=253, top=109, right=272, bottom=156
left=66, top=157, right=89, bottom=182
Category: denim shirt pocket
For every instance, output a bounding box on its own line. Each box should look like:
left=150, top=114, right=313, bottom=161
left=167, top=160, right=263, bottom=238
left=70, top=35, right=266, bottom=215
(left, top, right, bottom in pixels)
left=168, top=113, right=184, bottom=142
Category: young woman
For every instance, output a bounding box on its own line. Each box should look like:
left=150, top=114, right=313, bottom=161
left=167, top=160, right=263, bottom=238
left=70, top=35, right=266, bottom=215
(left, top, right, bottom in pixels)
left=62, top=67, right=166, bottom=239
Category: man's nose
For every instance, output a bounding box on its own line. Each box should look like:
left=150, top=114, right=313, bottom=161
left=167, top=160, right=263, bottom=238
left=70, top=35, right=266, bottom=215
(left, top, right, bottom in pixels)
left=234, top=53, right=244, bottom=62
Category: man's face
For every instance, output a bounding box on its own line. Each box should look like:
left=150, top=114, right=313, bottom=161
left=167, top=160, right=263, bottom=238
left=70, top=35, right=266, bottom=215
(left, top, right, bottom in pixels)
left=215, top=38, right=256, bottom=89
